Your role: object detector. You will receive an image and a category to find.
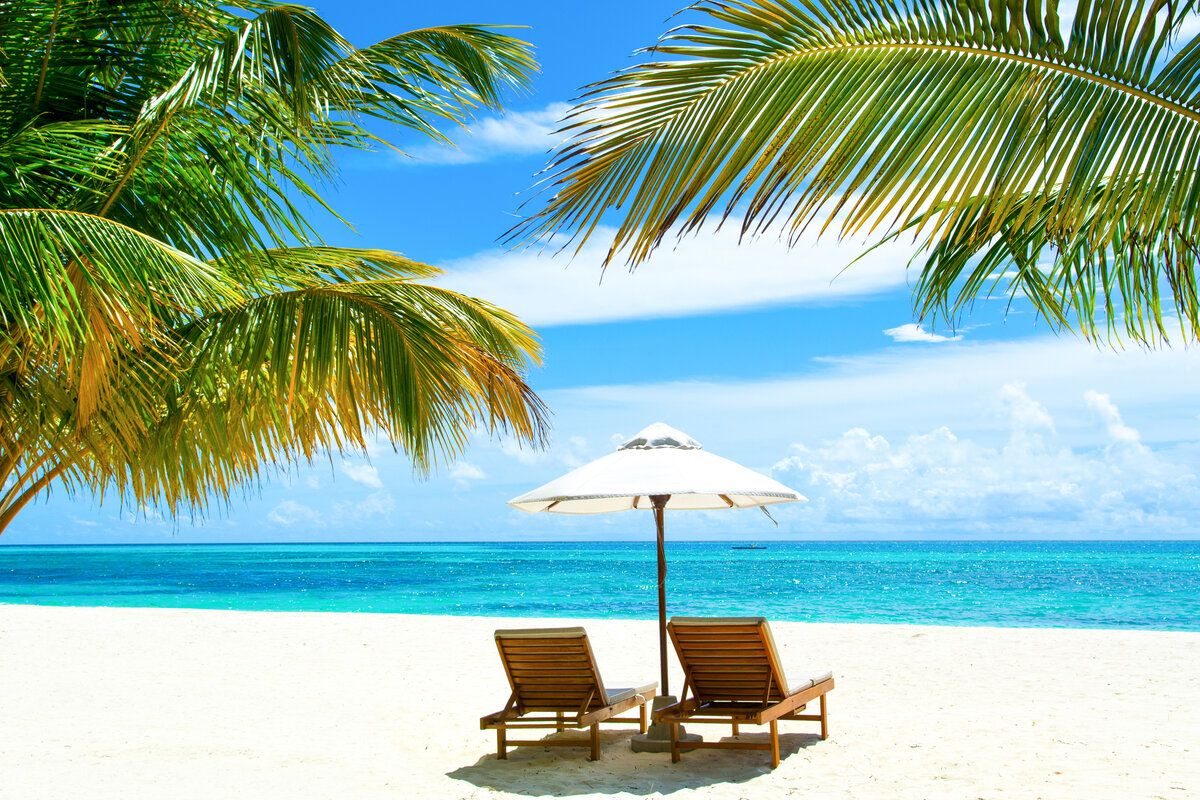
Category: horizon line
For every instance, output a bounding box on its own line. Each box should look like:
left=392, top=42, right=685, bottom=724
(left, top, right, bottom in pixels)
left=2, top=538, right=1199, bottom=548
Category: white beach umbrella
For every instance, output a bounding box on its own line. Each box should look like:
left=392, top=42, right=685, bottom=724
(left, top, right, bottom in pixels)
left=508, top=422, right=806, bottom=695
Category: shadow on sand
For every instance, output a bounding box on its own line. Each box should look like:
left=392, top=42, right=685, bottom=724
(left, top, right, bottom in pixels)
left=448, top=729, right=823, bottom=796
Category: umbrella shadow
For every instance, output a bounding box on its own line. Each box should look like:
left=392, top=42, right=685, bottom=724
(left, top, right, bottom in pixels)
left=447, top=729, right=823, bottom=796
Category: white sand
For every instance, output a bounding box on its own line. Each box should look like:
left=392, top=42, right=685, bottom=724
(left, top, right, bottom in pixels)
left=0, top=605, right=1196, bottom=800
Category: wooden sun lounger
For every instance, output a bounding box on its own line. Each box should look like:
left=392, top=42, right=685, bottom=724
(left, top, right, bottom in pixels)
left=480, top=627, right=657, bottom=761
left=654, top=616, right=834, bottom=769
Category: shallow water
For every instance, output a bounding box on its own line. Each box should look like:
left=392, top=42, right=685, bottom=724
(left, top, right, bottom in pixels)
left=1, top=541, right=1198, bottom=630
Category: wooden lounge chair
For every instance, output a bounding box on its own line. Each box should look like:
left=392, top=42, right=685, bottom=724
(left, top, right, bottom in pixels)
left=654, top=616, right=834, bottom=768
left=480, top=627, right=657, bottom=761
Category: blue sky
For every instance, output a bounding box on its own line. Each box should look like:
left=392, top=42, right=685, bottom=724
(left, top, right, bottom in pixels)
left=6, top=0, right=1200, bottom=544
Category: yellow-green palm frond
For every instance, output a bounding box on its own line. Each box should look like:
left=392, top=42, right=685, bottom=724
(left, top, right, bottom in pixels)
left=2, top=247, right=546, bottom=523
left=0, top=1, right=537, bottom=257
left=0, top=2, right=544, bottom=534
left=139, top=268, right=545, bottom=511
left=0, top=208, right=235, bottom=355
left=514, top=0, right=1200, bottom=343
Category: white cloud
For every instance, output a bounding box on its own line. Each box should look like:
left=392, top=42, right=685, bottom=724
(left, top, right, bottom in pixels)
left=341, top=461, right=383, bottom=489
left=770, top=385, right=1195, bottom=535
left=542, top=336, right=1200, bottom=450
left=449, top=461, right=488, bottom=487
left=499, top=434, right=590, bottom=468
left=438, top=223, right=912, bottom=327
left=335, top=490, right=396, bottom=520
left=358, top=491, right=396, bottom=516
left=326, top=491, right=396, bottom=526
left=1175, top=14, right=1200, bottom=45
left=267, top=500, right=324, bottom=528
left=405, top=102, right=570, bottom=165
left=883, top=323, right=963, bottom=343
left=500, top=335, right=1200, bottom=536
left=999, top=381, right=1056, bottom=434
left=1085, top=390, right=1143, bottom=447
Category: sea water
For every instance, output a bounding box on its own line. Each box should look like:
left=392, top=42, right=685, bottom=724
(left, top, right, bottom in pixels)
left=1, top=541, right=1198, bottom=630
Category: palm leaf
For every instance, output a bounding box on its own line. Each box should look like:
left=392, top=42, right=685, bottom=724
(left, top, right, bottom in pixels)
left=0, top=208, right=235, bottom=351
left=0, top=245, right=545, bottom=522
left=0, top=3, right=545, bottom=534
left=514, top=0, right=1200, bottom=343
left=92, top=7, right=536, bottom=241
left=113, top=263, right=545, bottom=513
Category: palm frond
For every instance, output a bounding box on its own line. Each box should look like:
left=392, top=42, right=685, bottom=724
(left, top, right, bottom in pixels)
left=350, top=25, right=537, bottom=124
left=0, top=120, right=127, bottom=208
left=91, top=9, right=536, bottom=244
left=123, top=267, right=545, bottom=511
left=208, top=246, right=443, bottom=293
left=0, top=245, right=545, bottom=520
left=0, top=208, right=234, bottom=352
left=0, top=3, right=545, bottom=533
left=514, top=0, right=1200, bottom=343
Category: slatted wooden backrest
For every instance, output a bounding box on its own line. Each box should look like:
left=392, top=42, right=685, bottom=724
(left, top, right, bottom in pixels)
left=494, top=627, right=608, bottom=713
left=668, top=617, right=790, bottom=705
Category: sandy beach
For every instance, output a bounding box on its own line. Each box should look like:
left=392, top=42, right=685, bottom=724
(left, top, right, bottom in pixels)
left=0, top=604, right=1196, bottom=800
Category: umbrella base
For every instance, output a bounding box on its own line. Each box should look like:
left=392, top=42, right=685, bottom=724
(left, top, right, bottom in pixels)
left=630, top=695, right=702, bottom=753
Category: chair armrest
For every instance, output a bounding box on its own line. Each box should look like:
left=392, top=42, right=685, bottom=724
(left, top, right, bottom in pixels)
left=578, top=689, right=658, bottom=727
left=760, top=677, right=835, bottom=723
left=652, top=697, right=698, bottom=723
left=480, top=708, right=520, bottom=729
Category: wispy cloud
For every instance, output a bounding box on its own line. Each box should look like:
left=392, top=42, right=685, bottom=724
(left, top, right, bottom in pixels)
left=1000, top=380, right=1056, bottom=433
left=438, top=222, right=912, bottom=327
left=449, top=461, right=488, bottom=487
left=333, top=491, right=396, bottom=521
left=883, top=323, right=963, bottom=343
left=341, top=461, right=383, bottom=489
left=267, top=500, right=324, bottom=528
left=543, top=336, right=1200, bottom=450
left=1085, top=390, right=1143, bottom=447
left=499, top=434, right=590, bottom=469
left=404, top=102, right=570, bottom=165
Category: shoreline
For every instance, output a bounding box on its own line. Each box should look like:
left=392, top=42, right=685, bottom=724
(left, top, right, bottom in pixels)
left=2, top=604, right=1197, bottom=799
left=4, top=538, right=1200, bottom=544
left=3, top=600, right=1199, bottom=635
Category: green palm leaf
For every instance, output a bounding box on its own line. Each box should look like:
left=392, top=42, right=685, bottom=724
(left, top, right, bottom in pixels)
left=53, top=259, right=547, bottom=516
left=0, top=2, right=544, bottom=535
left=515, top=0, right=1200, bottom=343
left=0, top=208, right=234, bottom=351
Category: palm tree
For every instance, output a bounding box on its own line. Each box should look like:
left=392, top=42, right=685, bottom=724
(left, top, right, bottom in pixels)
left=0, top=1, right=548, bottom=535
left=516, top=0, right=1200, bottom=344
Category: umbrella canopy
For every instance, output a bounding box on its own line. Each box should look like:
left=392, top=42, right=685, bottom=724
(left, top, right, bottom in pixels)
left=509, top=424, right=801, bottom=513
left=509, top=422, right=806, bottom=694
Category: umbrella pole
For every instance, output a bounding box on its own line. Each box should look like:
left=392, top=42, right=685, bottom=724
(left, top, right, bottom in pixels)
left=651, top=494, right=670, bottom=696
left=632, top=493, right=700, bottom=753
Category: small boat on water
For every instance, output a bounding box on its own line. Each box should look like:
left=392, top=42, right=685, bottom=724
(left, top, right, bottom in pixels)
left=730, top=543, right=766, bottom=550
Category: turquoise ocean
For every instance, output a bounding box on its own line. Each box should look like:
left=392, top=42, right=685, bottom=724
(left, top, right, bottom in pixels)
left=1, top=541, right=1198, bottom=630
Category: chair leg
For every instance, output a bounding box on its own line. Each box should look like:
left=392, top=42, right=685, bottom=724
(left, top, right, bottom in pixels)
left=731, top=722, right=739, bottom=737
left=769, top=720, right=780, bottom=769
left=639, top=703, right=648, bottom=734
left=496, top=725, right=507, bottom=760
left=820, top=693, right=829, bottom=740
left=670, top=722, right=681, bottom=763
left=556, top=711, right=565, bottom=733
left=589, top=723, right=600, bottom=761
